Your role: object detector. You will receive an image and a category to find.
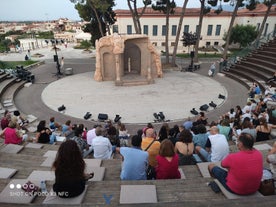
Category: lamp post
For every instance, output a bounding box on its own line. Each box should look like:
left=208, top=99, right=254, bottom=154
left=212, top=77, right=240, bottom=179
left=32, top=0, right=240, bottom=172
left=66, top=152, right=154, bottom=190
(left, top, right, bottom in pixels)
left=53, top=42, right=62, bottom=75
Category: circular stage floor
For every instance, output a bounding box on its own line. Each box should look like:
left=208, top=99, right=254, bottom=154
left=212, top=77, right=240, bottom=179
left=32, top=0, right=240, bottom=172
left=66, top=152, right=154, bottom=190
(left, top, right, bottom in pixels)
left=41, top=71, right=227, bottom=124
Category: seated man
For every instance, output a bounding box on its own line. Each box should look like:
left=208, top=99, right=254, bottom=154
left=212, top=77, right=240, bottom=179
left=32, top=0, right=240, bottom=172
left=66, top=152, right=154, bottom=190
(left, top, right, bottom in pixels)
left=141, top=128, right=160, bottom=167
left=117, top=135, right=148, bottom=180
left=195, top=126, right=229, bottom=162
left=91, top=127, right=113, bottom=159
left=208, top=133, right=263, bottom=195
left=71, top=127, right=92, bottom=158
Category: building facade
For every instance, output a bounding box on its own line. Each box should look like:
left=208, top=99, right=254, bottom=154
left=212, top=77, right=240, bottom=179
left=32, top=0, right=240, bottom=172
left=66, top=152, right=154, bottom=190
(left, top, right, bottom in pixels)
left=113, top=4, right=276, bottom=53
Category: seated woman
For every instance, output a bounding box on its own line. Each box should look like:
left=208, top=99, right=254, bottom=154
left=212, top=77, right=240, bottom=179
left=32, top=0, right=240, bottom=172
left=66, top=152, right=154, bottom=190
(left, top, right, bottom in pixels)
left=52, top=140, right=94, bottom=198
left=0, top=121, right=27, bottom=144
left=155, top=139, right=181, bottom=179
left=175, top=129, right=196, bottom=165
left=62, top=120, right=73, bottom=137
left=36, top=120, right=56, bottom=144
left=49, top=117, right=61, bottom=131
left=255, top=117, right=272, bottom=142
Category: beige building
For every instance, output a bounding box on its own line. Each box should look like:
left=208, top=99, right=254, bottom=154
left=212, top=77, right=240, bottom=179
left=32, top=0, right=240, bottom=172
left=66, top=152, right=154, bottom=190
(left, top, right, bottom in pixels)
left=113, top=4, right=276, bottom=53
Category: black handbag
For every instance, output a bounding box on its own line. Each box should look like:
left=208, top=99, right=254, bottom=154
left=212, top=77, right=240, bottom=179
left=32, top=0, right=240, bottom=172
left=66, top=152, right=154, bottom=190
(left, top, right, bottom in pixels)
left=145, top=140, right=156, bottom=180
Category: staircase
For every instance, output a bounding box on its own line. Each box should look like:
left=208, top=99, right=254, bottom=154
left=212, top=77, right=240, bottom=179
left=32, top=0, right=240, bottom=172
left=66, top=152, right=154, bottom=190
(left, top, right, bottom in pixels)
left=222, top=37, right=276, bottom=92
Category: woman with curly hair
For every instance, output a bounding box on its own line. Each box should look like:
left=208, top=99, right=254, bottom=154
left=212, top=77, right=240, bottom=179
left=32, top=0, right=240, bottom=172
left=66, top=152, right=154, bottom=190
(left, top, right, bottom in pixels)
left=52, top=140, right=93, bottom=198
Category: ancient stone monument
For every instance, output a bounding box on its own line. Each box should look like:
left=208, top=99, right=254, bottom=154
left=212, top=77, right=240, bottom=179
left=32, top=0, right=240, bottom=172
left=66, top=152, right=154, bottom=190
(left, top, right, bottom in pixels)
left=94, top=34, right=162, bottom=86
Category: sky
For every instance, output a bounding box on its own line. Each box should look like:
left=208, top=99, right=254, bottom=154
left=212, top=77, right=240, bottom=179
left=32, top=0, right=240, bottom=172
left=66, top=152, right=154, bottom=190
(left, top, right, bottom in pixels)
left=0, top=0, right=201, bottom=21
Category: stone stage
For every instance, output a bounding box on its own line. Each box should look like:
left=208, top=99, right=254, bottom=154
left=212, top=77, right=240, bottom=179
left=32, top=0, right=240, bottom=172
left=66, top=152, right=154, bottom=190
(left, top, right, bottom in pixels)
left=41, top=70, right=227, bottom=124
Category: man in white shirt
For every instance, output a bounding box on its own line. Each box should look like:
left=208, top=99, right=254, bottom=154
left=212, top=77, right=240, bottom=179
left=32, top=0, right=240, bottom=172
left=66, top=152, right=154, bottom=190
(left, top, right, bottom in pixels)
left=91, top=127, right=113, bottom=159
left=195, top=126, right=229, bottom=162
left=86, top=125, right=99, bottom=146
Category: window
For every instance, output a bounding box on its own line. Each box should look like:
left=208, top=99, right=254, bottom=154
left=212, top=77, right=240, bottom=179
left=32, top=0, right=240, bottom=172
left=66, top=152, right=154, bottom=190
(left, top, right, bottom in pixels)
left=162, top=25, right=167, bottom=36
left=113, top=25, right=118, bottom=33
left=171, top=42, right=176, bottom=46
left=143, top=25, right=148, bottom=35
left=207, top=25, right=213, bottom=36
left=264, top=23, right=269, bottom=36
left=206, top=42, right=211, bottom=48
left=184, top=25, right=189, bottom=34
left=127, top=25, right=132, bottom=34
left=214, top=42, right=219, bottom=46
left=153, top=25, right=158, bottom=36
left=215, top=25, right=221, bottom=36
left=152, top=42, right=157, bottom=46
left=161, top=42, right=166, bottom=46
left=172, top=25, right=177, bottom=36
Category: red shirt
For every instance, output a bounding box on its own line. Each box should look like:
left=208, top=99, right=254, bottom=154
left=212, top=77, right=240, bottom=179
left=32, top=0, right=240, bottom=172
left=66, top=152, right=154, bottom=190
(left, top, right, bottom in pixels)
left=222, top=149, right=263, bottom=195
left=155, top=154, right=181, bottom=179
left=3, top=127, right=22, bottom=145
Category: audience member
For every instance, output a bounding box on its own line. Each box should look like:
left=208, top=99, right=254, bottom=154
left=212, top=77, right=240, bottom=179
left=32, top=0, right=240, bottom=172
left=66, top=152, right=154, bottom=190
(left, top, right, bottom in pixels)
left=117, top=135, right=148, bottom=180
left=118, top=123, right=129, bottom=147
left=1, top=110, right=11, bottom=130
left=267, top=141, right=276, bottom=164
left=255, top=117, right=272, bottom=142
left=241, top=118, right=256, bottom=140
left=183, top=117, right=193, bottom=130
left=141, top=128, right=160, bottom=167
left=175, top=129, right=196, bottom=165
left=158, top=123, right=170, bottom=142
left=86, top=125, right=99, bottom=146
left=71, top=127, right=92, bottom=158
left=168, top=124, right=180, bottom=145
left=0, top=121, right=27, bottom=144
left=194, top=112, right=208, bottom=126
left=195, top=126, right=229, bottom=162
left=62, top=120, right=73, bottom=137
left=91, top=127, right=113, bottom=159
left=217, top=119, right=232, bottom=140
left=192, top=124, right=208, bottom=148
left=49, top=117, right=61, bottom=131
left=155, top=139, right=181, bottom=179
left=52, top=140, right=94, bottom=198
left=208, top=133, right=263, bottom=195
left=78, top=124, right=87, bottom=140
left=12, top=110, right=29, bottom=132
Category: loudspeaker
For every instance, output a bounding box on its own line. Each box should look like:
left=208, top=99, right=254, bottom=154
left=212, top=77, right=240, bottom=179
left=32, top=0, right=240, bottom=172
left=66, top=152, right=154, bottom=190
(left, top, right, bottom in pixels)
left=200, top=104, right=209, bottom=111
left=58, top=104, right=66, bottom=112
left=84, top=112, right=92, bottom=120
left=209, top=101, right=217, bottom=108
left=158, top=112, right=165, bottom=120
left=114, top=115, right=121, bottom=123
left=218, top=94, right=225, bottom=99
left=98, top=113, right=108, bottom=121
left=153, top=113, right=160, bottom=120
left=53, top=55, right=58, bottom=62
left=190, top=108, right=199, bottom=115
left=190, top=51, right=194, bottom=58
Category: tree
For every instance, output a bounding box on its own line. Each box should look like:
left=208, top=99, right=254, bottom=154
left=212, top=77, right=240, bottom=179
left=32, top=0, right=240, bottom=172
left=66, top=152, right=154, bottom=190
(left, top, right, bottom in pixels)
left=70, top=0, right=116, bottom=45
left=127, top=0, right=152, bottom=34
left=255, top=0, right=276, bottom=47
left=152, top=0, right=176, bottom=64
left=226, top=24, right=258, bottom=47
left=222, top=0, right=257, bottom=58
left=171, top=0, right=189, bottom=67
left=194, top=0, right=210, bottom=63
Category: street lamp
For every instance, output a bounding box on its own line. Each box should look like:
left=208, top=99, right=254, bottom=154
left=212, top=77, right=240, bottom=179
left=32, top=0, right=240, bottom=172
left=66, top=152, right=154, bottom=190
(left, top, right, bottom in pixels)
left=53, top=41, right=62, bottom=76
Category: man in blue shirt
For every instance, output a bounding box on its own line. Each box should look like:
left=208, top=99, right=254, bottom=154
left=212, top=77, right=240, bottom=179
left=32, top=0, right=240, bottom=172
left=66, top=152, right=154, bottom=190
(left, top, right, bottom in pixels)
left=117, top=135, right=148, bottom=180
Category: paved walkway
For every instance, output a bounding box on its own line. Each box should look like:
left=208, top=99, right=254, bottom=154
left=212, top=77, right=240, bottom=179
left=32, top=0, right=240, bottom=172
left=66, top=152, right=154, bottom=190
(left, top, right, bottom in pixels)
left=2, top=44, right=248, bottom=133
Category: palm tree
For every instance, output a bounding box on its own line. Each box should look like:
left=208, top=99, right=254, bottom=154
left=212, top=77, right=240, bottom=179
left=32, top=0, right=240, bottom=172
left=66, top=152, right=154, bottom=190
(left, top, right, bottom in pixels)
left=171, top=0, right=189, bottom=67
left=255, top=0, right=276, bottom=47
left=127, top=0, right=152, bottom=34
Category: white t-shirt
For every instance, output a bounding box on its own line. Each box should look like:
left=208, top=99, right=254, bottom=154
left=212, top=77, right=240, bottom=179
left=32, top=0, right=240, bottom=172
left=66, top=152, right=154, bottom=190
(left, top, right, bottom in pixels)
left=209, top=134, right=229, bottom=162
left=86, top=128, right=96, bottom=146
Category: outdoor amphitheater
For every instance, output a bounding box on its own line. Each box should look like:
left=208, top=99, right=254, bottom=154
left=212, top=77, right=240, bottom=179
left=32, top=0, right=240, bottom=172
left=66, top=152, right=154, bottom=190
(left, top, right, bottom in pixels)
left=0, top=38, right=276, bottom=206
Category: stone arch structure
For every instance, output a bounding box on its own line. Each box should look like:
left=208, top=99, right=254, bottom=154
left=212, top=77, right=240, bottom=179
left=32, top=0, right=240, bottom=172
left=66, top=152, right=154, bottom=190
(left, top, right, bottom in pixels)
left=94, top=34, right=162, bottom=86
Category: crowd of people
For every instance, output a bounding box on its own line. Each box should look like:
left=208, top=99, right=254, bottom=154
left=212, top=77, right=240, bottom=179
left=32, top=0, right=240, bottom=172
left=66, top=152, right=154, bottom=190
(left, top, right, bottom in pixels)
left=1, top=89, right=276, bottom=198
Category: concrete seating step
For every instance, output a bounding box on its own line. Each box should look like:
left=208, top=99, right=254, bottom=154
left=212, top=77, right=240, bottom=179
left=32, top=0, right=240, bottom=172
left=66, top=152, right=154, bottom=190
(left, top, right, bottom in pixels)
left=0, top=167, right=17, bottom=179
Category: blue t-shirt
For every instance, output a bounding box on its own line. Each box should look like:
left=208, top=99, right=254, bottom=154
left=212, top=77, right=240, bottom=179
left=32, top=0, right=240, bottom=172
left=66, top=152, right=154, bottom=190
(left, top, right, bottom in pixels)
left=120, top=147, right=148, bottom=180
left=193, top=133, right=208, bottom=148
